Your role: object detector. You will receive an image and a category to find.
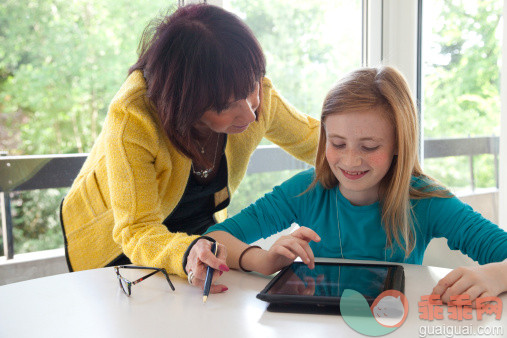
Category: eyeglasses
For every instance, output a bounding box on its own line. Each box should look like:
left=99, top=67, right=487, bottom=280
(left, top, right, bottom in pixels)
left=114, top=265, right=175, bottom=296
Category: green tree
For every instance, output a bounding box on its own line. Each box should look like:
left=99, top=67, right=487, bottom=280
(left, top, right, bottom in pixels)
left=0, top=0, right=175, bottom=255
left=1, top=0, right=176, bottom=155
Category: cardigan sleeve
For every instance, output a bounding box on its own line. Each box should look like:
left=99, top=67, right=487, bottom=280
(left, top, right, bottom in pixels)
left=105, top=96, right=198, bottom=278
left=261, top=78, right=320, bottom=166
left=205, top=169, right=314, bottom=243
left=425, top=195, right=507, bottom=265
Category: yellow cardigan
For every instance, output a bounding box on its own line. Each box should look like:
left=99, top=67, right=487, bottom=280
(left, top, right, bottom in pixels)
left=61, top=70, right=319, bottom=277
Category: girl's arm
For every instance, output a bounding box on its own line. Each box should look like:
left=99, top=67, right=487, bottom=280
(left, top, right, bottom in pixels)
left=426, top=195, right=507, bottom=265
left=206, top=231, right=251, bottom=270
left=424, top=195, right=507, bottom=304
left=207, top=227, right=320, bottom=275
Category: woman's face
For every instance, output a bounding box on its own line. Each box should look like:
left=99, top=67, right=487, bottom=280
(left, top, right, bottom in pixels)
left=196, top=82, right=260, bottom=134
left=325, top=108, right=396, bottom=206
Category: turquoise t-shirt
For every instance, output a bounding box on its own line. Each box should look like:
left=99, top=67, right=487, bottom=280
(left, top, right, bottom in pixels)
left=206, top=168, right=507, bottom=265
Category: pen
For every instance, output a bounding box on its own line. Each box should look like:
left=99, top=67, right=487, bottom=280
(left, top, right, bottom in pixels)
left=203, top=242, right=218, bottom=303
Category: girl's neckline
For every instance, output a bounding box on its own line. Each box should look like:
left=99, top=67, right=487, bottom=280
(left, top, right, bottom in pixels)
left=334, top=186, right=379, bottom=211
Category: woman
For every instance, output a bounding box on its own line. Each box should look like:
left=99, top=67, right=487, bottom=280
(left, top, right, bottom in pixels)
left=60, top=3, right=319, bottom=288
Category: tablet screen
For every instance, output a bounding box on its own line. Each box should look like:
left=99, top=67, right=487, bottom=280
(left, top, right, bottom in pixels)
left=266, top=262, right=391, bottom=301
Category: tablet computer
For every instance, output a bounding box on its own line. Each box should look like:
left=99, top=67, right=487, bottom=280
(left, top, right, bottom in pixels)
left=256, top=261, right=404, bottom=313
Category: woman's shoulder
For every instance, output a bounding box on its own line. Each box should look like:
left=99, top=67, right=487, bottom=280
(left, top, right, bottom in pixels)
left=109, top=70, right=151, bottom=111
left=105, top=71, right=162, bottom=142
left=261, top=76, right=273, bottom=89
left=260, top=76, right=274, bottom=106
left=259, top=76, right=318, bottom=129
left=260, top=76, right=280, bottom=103
left=108, top=71, right=159, bottom=123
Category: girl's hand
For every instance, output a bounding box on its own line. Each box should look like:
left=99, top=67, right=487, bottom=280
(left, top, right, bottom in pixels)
left=431, top=262, right=507, bottom=307
left=261, top=226, right=321, bottom=275
left=185, top=239, right=229, bottom=293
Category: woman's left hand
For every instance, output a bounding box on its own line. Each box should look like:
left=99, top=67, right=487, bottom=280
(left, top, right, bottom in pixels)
left=431, top=261, right=507, bottom=307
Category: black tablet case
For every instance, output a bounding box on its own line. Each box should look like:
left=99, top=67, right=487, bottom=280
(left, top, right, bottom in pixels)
left=257, top=261, right=405, bottom=315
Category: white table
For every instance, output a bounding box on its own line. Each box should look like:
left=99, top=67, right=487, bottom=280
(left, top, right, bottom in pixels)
left=0, top=258, right=505, bottom=338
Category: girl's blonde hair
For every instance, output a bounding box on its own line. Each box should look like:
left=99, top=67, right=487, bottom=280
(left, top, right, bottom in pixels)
left=313, top=66, right=449, bottom=256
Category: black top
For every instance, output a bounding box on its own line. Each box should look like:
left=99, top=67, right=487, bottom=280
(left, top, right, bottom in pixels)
left=163, top=153, right=229, bottom=235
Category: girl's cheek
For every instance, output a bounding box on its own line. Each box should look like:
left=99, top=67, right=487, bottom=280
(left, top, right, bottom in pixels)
left=325, top=147, right=338, bottom=163
left=367, top=152, right=394, bottom=167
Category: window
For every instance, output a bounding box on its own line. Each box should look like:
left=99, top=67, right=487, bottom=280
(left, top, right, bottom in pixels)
left=421, top=0, right=502, bottom=195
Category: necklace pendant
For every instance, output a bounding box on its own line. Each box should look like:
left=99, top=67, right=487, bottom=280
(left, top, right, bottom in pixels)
left=200, top=148, right=205, bottom=154
left=201, top=169, right=212, bottom=178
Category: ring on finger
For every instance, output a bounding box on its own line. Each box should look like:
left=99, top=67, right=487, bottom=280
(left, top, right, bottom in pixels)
left=187, top=270, right=195, bottom=285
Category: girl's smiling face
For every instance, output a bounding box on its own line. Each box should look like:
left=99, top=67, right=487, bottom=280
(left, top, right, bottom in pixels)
left=325, top=108, right=396, bottom=206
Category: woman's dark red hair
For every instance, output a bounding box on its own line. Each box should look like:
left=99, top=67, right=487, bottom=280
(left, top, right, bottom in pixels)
left=129, top=4, right=266, bottom=164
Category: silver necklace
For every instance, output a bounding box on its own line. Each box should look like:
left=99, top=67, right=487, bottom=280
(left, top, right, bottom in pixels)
left=335, top=188, right=387, bottom=261
left=195, top=131, right=214, bottom=154
left=192, top=133, right=220, bottom=179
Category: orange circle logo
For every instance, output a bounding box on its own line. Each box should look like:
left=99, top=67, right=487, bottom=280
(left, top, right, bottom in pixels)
left=370, top=290, right=409, bottom=328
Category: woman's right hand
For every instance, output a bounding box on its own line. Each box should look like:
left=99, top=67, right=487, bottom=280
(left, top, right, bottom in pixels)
left=185, top=239, right=230, bottom=293
left=259, top=226, right=321, bottom=275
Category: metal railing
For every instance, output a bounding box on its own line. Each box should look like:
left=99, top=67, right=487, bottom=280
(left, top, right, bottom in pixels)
left=424, top=136, right=500, bottom=190
left=0, top=136, right=500, bottom=260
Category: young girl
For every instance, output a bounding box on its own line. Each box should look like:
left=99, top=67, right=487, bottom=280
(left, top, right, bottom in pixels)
left=199, top=66, right=507, bottom=303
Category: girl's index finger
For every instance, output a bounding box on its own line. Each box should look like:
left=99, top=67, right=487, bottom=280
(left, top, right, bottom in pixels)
left=294, top=237, right=316, bottom=269
left=291, top=226, right=321, bottom=242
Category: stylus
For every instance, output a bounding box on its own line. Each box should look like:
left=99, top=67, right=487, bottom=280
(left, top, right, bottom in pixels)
left=203, top=242, right=218, bottom=303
